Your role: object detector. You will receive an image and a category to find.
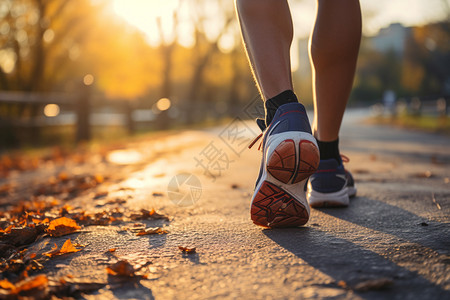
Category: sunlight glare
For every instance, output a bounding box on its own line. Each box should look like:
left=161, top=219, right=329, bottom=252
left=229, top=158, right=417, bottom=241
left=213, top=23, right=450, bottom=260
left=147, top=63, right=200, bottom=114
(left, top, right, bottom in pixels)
left=107, top=149, right=144, bottom=165
left=112, top=0, right=181, bottom=46
left=156, top=98, right=171, bottom=111
left=43, top=104, right=60, bottom=117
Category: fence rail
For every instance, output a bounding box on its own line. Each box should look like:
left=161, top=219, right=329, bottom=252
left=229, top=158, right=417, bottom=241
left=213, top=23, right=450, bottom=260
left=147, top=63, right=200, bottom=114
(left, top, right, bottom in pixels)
left=0, top=91, right=77, bottom=105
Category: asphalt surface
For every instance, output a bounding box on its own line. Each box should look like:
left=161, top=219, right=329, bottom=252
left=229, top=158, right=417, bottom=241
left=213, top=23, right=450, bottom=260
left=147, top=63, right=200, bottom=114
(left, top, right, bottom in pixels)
left=3, top=109, right=450, bottom=299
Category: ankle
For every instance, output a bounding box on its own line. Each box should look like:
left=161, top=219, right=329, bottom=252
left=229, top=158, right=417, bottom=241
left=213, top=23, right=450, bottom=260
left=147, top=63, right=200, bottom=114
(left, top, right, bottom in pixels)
left=265, top=90, right=298, bottom=126
left=317, top=138, right=341, bottom=163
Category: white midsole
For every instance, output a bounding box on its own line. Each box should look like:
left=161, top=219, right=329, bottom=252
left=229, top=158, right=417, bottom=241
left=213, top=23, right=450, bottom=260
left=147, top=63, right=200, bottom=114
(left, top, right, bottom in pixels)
left=251, top=131, right=317, bottom=217
left=307, top=185, right=350, bottom=206
left=348, top=186, right=357, bottom=198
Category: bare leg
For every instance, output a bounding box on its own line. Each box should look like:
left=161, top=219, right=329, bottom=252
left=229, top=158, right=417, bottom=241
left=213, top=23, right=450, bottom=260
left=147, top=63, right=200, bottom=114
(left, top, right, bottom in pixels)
left=235, top=0, right=293, bottom=100
left=310, top=0, right=362, bottom=141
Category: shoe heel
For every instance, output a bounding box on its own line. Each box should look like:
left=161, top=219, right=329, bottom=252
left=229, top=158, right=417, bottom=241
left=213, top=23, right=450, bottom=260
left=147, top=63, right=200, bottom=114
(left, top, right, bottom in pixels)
left=292, top=140, right=320, bottom=183
left=251, top=181, right=309, bottom=227
left=267, top=139, right=319, bottom=184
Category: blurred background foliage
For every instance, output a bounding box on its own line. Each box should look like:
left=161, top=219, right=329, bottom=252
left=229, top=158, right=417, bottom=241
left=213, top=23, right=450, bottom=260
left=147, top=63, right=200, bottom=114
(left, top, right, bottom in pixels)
left=0, top=0, right=449, bottom=148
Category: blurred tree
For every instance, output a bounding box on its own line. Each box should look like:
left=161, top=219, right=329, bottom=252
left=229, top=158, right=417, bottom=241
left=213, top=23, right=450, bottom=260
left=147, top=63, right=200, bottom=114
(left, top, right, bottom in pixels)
left=350, top=38, right=396, bottom=103
left=184, top=0, right=237, bottom=124
left=0, top=0, right=160, bottom=97
left=0, top=0, right=97, bottom=92
left=403, top=21, right=450, bottom=96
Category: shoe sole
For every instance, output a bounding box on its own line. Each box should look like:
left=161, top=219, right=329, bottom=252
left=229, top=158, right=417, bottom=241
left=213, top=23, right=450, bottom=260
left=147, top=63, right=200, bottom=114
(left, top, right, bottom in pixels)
left=267, top=139, right=319, bottom=184
left=251, top=132, right=319, bottom=228
left=307, top=187, right=351, bottom=208
left=251, top=181, right=309, bottom=227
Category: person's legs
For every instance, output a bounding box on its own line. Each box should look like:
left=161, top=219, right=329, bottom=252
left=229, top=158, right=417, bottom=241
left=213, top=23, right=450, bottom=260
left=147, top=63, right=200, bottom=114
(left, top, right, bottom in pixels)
left=309, top=0, right=362, bottom=142
left=236, top=0, right=319, bottom=227
left=307, top=0, right=361, bottom=208
left=235, top=0, right=293, bottom=100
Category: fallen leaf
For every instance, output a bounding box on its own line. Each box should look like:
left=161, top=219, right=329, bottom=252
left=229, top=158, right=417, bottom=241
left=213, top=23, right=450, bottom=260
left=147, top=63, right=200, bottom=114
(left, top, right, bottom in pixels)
left=178, top=246, right=196, bottom=254
left=413, top=170, right=433, bottom=178
left=16, top=274, right=48, bottom=293
left=58, top=172, right=69, bottom=182
left=354, top=278, right=393, bottom=291
left=0, top=278, right=15, bottom=290
left=94, top=191, right=108, bottom=199
left=136, top=227, right=169, bottom=236
left=140, top=209, right=169, bottom=221
left=0, top=275, right=49, bottom=296
left=47, top=217, right=81, bottom=237
left=44, top=239, right=82, bottom=257
left=0, top=224, right=12, bottom=234
left=109, top=248, right=116, bottom=252
left=0, top=243, right=16, bottom=259
left=106, top=260, right=135, bottom=277
left=94, top=174, right=104, bottom=183
left=4, top=227, right=39, bottom=246
left=32, top=218, right=49, bottom=225
left=337, top=280, right=348, bottom=289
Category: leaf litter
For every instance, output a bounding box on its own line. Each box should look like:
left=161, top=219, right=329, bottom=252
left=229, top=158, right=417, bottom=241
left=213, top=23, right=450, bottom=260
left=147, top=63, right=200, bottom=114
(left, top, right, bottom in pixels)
left=44, top=239, right=83, bottom=258
left=0, top=147, right=172, bottom=298
left=46, top=217, right=81, bottom=237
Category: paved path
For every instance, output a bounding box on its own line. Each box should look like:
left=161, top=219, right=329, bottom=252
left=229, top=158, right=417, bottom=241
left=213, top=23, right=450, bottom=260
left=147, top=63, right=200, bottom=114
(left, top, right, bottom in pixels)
left=2, top=109, right=449, bottom=299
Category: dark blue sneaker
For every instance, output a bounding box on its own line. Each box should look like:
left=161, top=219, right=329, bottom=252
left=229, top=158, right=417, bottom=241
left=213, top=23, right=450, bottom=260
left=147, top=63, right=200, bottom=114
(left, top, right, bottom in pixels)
left=249, top=103, right=319, bottom=227
left=307, top=156, right=357, bottom=207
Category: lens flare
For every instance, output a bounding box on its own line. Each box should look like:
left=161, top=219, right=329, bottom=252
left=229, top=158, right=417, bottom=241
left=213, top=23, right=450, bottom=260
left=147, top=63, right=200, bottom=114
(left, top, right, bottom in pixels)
left=43, top=104, right=60, bottom=117
left=156, top=98, right=171, bottom=111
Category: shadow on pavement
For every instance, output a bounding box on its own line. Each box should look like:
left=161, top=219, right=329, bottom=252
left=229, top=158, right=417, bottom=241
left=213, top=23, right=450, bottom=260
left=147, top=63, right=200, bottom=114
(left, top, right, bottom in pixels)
left=319, top=196, right=450, bottom=255
left=263, top=227, right=449, bottom=299
left=109, top=280, right=155, bottom=300
left=344, top=145, right=450, bottom=165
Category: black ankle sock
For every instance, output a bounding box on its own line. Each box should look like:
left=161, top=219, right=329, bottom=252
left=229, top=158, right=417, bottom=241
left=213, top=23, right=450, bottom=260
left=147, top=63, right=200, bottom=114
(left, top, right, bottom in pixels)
left=265, top=90, right=298, bottom=126
left=317, top=138, right=341, bottom=163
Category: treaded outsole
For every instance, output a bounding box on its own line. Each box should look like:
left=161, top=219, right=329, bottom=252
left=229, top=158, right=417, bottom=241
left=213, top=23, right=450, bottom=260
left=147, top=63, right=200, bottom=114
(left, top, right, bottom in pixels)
left=267, top=140, right=319, bottom=184
left=309, top=200, right=349, bottom=208
left=251, top=181, right=309, bottom=228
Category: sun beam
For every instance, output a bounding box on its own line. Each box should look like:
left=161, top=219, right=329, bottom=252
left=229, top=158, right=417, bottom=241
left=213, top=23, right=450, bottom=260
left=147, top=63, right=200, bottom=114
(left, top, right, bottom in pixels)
left=111, top=0, right=181, bottom=46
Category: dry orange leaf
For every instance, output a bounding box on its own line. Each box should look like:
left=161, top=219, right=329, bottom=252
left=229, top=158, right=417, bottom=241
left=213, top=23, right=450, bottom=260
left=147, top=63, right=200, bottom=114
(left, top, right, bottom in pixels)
left=0, top=279, right=15, bottom=290
left=46, top=217, right=81, bottom=237
left=44, top=239, right=82, bottom=257
left=109, top=248, right=116, bottom=252
left=178, top=246, right=196, bottom=254
left=94, top=191, right=108, bottom=199
left=32, top=218, right=49, bottom=224
left=106, top=260, right=135, bottom=277
left=0, top=224, right=13, bottom=234
left=58, top=172, right=69, bottom=181
left=15, top=274, right=48, bottom=293
left=136, top=227, right=168, bottom=236
left=95, top=174, right=104, bottom=183
left=147, top=209, right=169, bottom=220
left=0, top=275, right=48, bottom=295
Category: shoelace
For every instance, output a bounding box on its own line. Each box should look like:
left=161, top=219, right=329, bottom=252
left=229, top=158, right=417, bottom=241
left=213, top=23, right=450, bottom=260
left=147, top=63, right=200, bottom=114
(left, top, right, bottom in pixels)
left=248, top=132, right=264, bottom=150
left=341, top=154, right=350, bottom=163
left=248, top=118, right=266, bottom=150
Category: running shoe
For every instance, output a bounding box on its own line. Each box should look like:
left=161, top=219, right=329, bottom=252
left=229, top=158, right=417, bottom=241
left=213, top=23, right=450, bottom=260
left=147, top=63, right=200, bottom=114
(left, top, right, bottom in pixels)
left=307, top=155, right=357, bottom=208
left=249, top=103, right=319, bottom=227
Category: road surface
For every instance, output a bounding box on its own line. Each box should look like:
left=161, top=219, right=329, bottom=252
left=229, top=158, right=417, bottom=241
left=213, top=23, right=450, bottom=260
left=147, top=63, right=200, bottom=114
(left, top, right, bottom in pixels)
left=1, top=108, right=449, bottom=299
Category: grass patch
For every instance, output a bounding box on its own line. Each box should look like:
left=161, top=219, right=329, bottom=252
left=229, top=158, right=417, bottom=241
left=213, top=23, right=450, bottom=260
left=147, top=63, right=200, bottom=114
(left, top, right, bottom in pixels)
left=367, top=114, right=450, bottom=135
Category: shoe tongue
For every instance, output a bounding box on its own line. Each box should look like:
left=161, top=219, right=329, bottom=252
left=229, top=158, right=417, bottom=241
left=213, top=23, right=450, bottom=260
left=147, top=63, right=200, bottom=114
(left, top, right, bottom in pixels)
left=256, top=118, right=266, bottom=131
